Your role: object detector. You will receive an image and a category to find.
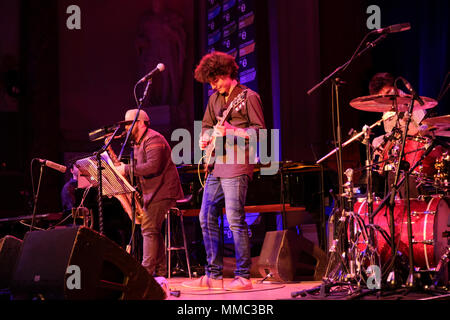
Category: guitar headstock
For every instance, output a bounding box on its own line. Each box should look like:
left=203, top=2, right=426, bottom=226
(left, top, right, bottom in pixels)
left=232, top=89, right=248, bottom=112
left=220, top=89, right=248, bottom=124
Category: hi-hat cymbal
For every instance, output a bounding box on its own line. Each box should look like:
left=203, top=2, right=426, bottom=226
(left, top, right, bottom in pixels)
left=422, top=115, right=450, bottom=126
left=423, top=126, right=450, bottom=138
left=350, top=94, right=438, bottom=112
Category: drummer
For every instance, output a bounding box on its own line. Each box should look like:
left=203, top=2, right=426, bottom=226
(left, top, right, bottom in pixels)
left=370, top=72, right=427, bottom=150
left=369, top=72, right=427, bottom=198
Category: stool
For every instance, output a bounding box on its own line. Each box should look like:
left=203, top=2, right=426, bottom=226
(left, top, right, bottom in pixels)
left=165, top=196, right=193, bottom=279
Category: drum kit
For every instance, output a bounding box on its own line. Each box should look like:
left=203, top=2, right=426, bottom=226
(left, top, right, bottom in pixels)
left=321, top=92, right=450, bottom=292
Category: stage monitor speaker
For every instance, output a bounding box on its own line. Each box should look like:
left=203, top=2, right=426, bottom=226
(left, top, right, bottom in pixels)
left=0, top=235, right=23, bottom=289
left=257, top=229, right=327, bottom=282
left=10, top=226, right=165, bottom=300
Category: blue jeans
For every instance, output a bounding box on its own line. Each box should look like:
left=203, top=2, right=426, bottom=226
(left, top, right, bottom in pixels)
left=199, top=174, right=251, bottom=279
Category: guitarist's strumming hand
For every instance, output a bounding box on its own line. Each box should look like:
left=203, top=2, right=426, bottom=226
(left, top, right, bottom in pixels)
left=212, top=116, right=234, bottom=137
left=199, top=132, right=211, bottom=150
left=200, top=117, right=236, bottom=150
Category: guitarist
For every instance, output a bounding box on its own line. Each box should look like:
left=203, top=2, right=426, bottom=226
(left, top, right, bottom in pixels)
left=183, top=51, right=265, bottom=291
left=115, top=109, right=184, bottom=278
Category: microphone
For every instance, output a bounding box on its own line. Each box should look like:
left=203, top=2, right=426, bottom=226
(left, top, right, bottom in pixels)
left=89, top=124, right=120, bottom=142
left=138, top=63, right=165, bottom=83
left=88, top=123, right=127, bottom=142
left=36, top=159, right=67, bottom=173
left=372, top=23, right=411, bottom=34
left=398, top=77, right=425, bottom=106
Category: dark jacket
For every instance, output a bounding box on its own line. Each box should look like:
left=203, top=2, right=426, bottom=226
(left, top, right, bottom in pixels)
left=125, top=128, right=183, bottom=208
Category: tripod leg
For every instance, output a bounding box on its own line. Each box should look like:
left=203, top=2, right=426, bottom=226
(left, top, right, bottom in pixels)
left=405, top=173, right=416, bottom=287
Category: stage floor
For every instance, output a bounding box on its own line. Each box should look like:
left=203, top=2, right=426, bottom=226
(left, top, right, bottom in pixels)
left=165, top=277, right=322, bottom=300
left=164, top=277, right=450, bottom=301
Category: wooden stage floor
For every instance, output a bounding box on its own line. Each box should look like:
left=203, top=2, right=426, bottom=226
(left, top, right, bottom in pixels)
left=164, top=277, right=322, bottom=300
left=163, top=276, right=450, bottom=301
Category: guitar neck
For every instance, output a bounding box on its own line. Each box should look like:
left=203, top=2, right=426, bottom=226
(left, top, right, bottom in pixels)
left=218, top=89, right=246, bottom=126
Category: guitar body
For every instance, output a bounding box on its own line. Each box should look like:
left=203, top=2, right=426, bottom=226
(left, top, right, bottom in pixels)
left=201, top=89, right=248, bottom=184
left=203, top=136, right=217, bottom=181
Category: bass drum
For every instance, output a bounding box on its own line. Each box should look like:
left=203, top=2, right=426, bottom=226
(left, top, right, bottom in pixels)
left=352, top=196, right=449, bottom=270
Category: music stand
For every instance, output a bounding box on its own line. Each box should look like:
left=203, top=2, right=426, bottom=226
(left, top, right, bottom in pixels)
left=76, top=151, right=135, bottom=196
left=75, top=152, right=136, bottom=234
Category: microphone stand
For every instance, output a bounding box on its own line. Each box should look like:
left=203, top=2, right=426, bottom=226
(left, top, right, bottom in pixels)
left=296, top=33, right=388, bottom=298
left=309, top=33, right=387, bottom=213
left=30, top=161, right=45, bottom=231
left=118, top=78, right=152, bottom=258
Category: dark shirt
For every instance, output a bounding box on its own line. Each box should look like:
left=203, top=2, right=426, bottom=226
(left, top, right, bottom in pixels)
left=61, top=178, right=78, bottom=213
left=202, top=84, right=266, bottom=179
left=124, top=128, right=184, bottom=208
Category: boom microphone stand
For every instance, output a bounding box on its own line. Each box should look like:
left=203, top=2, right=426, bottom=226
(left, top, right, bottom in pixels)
left=117, top=78, right=152, bottom=258
left=293, top=33, right=388, bottom=298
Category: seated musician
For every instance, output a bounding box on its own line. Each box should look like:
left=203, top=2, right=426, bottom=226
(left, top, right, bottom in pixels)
left=115, top=109, right=184, bottom=277
left=369, top=72, right=427, bottom=198
left=61, top=161, right=79, bottom=214
left=370, top=72, right=426, bottom=151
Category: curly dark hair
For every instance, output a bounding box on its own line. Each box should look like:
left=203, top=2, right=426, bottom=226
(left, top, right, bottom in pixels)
left=369, top=72, right=395, bottom=95
left=194, top=51, right=239, bottom=83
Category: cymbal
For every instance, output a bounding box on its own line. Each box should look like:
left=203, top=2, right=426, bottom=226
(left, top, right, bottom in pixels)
left=426, top=126, right=450, bottom=138
left=350, top=94, right=438, bottom=112
left=422, top=115, right=450, bottom=126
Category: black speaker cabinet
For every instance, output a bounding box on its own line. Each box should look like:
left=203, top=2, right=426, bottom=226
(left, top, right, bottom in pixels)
left=10, top=226, right=165, bottom=300
left=257, top=230, right=327, bottom=282
left=0, top=235, right=23, bottom=289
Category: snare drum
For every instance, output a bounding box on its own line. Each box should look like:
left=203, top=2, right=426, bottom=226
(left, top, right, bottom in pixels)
left=378, top=135, right=442, bottom=176
left=352, top=196, right=449, bottom=270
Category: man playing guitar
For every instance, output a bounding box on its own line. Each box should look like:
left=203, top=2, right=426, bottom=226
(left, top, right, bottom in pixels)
left=183, top=51, right=265, bottom=291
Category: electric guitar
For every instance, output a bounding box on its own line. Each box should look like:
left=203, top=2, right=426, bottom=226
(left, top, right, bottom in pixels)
left=202, top=89, right=248, bottom=183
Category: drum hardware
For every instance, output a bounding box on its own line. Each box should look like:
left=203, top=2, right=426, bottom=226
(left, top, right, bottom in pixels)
left=412, top=240, right=434, bottom=245
left=410, top=210, right=435, bottom=217
left=431, top=246, right=449, bottom=288
left=293, top=25, right=447, bottom=296
left=405, top=168, right=417, bottom=288
left=379, top=82, right=427, bottom=287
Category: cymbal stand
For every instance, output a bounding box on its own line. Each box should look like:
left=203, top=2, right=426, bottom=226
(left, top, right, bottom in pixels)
left=404, top=164, right=416, bottom=287
left=385, top=78, right=424, bottom=286
left=370, top=93, right=423, bottom=286
left=359, top=125, right=382, bottom=278
left=362, top=125, right=375, bottom=247
left=343, top=168, right=358, bottom=281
